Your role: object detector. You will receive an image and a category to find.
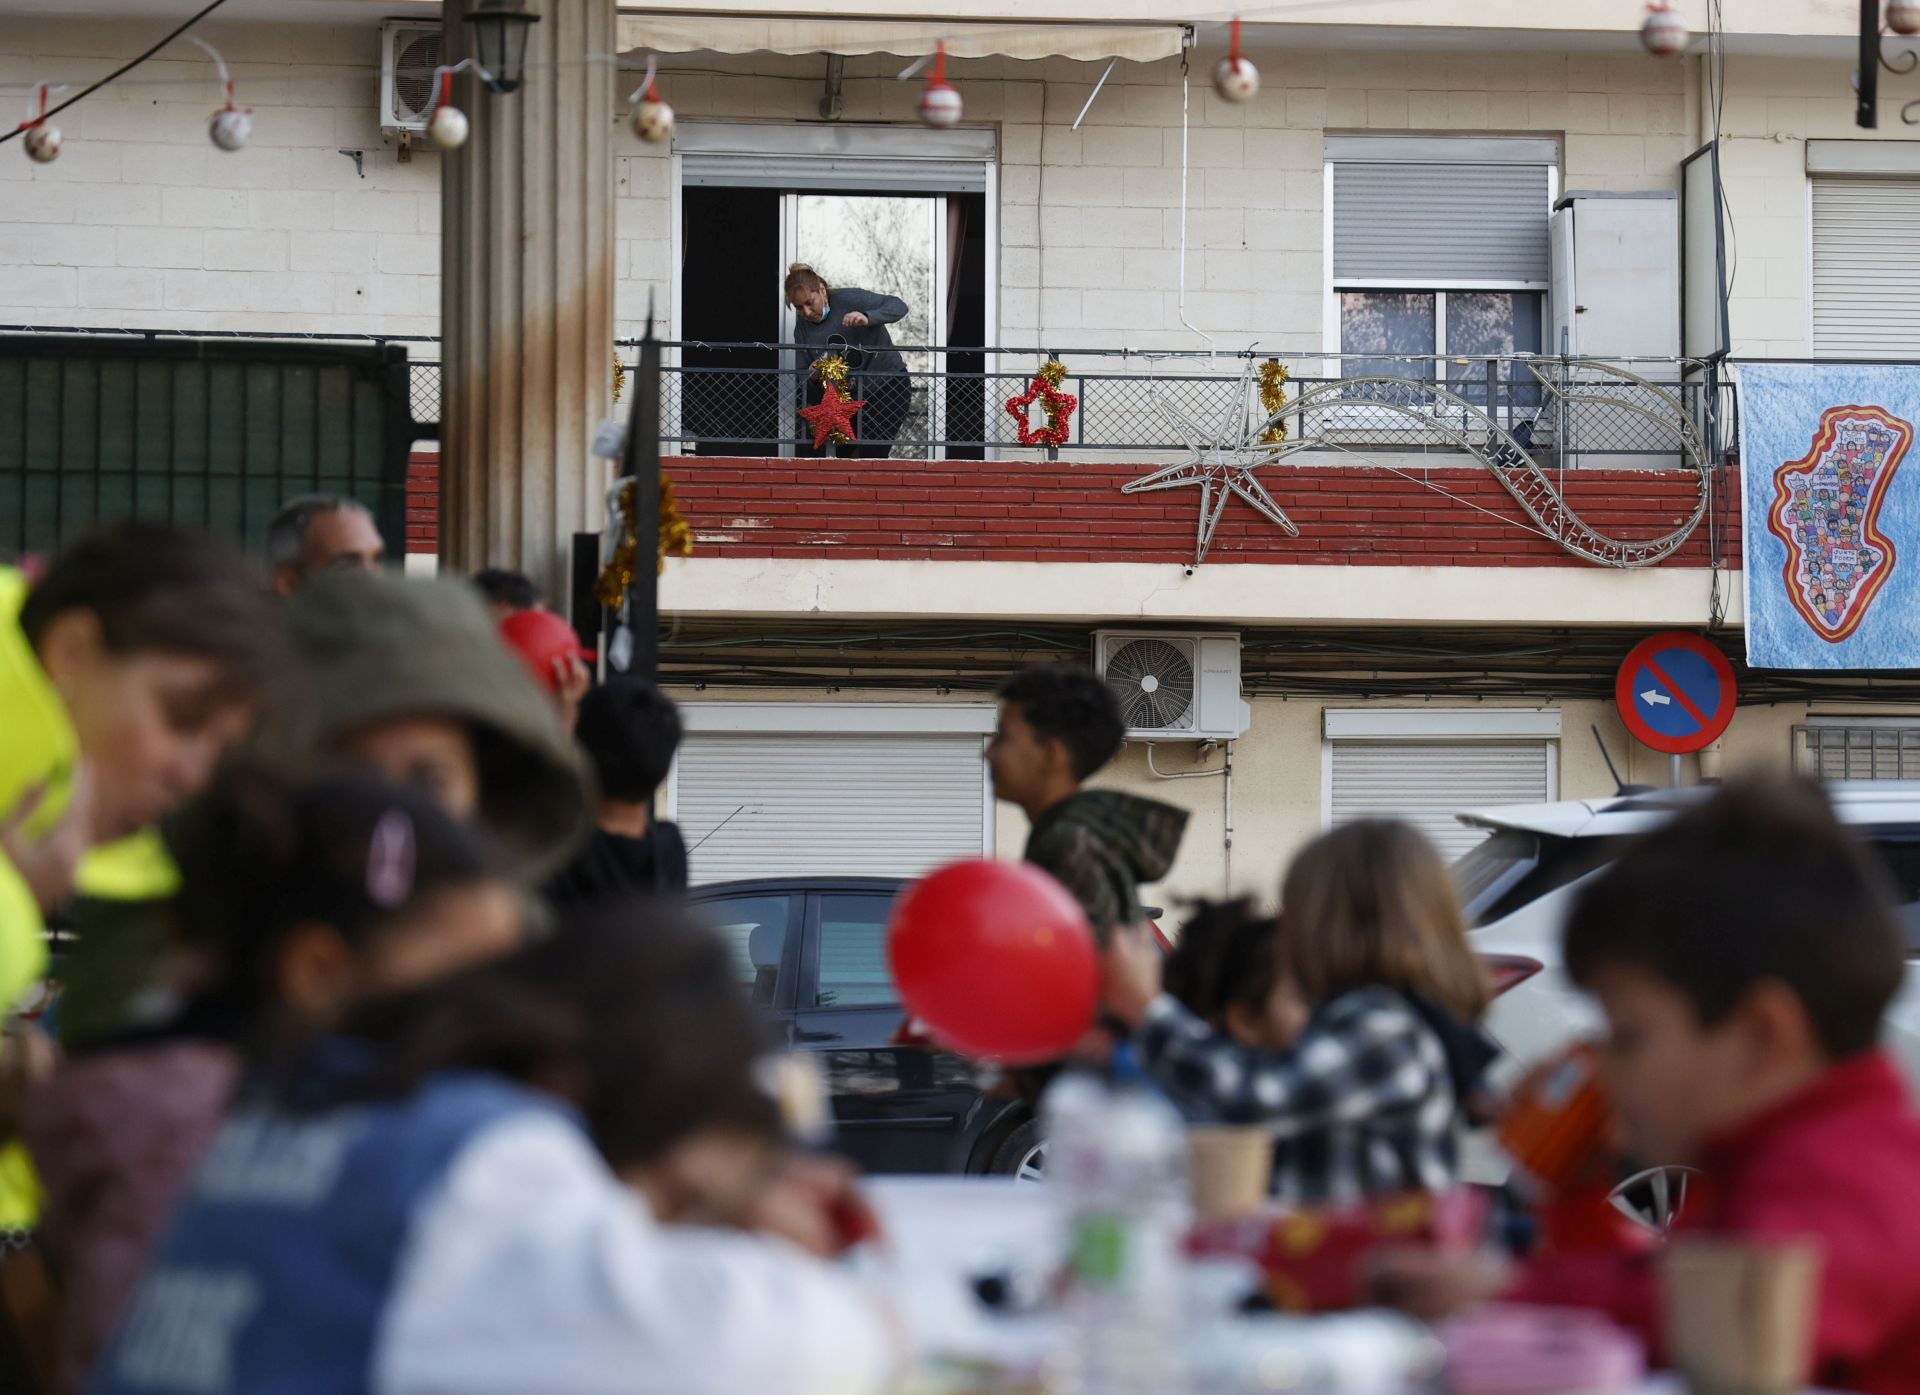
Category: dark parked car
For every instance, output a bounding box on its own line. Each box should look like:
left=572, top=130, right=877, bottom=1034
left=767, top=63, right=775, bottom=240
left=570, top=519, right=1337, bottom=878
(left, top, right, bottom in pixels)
left=688, top=877, right=1045, bottom=1178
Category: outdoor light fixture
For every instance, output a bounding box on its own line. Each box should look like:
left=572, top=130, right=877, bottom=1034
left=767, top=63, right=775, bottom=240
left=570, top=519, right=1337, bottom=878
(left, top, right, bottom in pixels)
left=465, top=0, right=540, bottom=94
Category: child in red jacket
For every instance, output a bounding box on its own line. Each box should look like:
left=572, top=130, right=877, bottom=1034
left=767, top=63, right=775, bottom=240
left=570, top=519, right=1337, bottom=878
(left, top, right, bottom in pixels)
left=1377, top=774, right=1920, bottom=1395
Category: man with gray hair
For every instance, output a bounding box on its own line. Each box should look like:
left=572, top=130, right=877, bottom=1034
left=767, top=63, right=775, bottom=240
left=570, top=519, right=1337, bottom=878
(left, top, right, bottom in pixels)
left=266, top=495, right=386, bottom=596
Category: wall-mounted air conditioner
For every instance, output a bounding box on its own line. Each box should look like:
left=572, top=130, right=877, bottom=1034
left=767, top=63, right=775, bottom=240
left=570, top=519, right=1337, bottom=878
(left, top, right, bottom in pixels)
left=380, top=22, right=443, bottom=134
left=1093, top=631, right=1250, bottom=741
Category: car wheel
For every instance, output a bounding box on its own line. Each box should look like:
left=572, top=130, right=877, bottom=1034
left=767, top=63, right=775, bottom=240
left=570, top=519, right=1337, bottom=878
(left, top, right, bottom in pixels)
left=1608, top=1165, right=1698, bottom=1234
left=987, top=1120, right=1048, bottom=1181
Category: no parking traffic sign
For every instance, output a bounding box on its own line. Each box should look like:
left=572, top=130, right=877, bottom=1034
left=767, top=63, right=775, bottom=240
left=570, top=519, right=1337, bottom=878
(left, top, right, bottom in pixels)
left=1615, top=632, right=1738, bottom=755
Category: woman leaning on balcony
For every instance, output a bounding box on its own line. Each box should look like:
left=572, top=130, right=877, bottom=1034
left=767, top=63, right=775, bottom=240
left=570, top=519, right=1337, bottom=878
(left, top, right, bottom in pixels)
left=785, top=262, right=911, bottom=460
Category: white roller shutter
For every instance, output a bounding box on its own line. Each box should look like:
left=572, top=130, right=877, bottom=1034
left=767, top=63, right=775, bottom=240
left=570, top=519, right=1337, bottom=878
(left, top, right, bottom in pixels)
left=675, top=731, right=987, bottom=884
left=676, top=122, right=995, bottom=193
left=1328, top=740, right=1553, bottom=862
left=1812, top=175, right=1920, bottom=356
left=1327, top=136, right=1556, bottom=284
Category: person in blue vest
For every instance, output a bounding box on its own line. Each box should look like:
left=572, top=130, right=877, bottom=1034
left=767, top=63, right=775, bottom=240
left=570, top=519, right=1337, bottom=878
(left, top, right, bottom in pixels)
left=37, top=769, right=526, bottom=1395
left=90, top=841, right=906, bottom=1394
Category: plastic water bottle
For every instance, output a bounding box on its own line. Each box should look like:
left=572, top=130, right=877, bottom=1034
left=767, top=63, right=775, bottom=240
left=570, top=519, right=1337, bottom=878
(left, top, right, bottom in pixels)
left=1044, top=1058, right=1191, bottom=1395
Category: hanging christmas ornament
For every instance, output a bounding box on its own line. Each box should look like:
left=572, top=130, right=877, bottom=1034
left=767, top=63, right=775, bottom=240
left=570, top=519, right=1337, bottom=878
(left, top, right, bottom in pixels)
left=1005, top=358, right=1078, bottom=449
left=917, top=41, right=963, bottom=128
left=799, top=381, right=865, bottom=450
left=594, top=474, right=694, bottom=612
left=1892, top=0, right=1920, bottom=36
left=23, top=123, right=60, bottom=164
left=1213, top=16, right=1260, bottom=103
left=191, top=38, right=252, bottom=153
left=1257, top=358, right=1289, bottom=444
left=210, top=106, right=252, bottom=152
left=426, top=71, right=469, bottom=149
left=629, top=56, right=674, bottom=144
left=18, top=85, right=59, bottom=165
left=429, top=104, right=470, bottom=150
left=1641, top=3, right=1689, bottom=56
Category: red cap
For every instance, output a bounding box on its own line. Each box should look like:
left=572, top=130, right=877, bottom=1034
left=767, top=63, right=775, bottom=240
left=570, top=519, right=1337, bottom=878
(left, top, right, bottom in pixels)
left=499, top=608, right=595, bottom=694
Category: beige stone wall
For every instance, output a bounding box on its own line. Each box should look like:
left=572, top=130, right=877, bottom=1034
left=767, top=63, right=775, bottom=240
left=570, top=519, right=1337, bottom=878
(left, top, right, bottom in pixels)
left=673, top=683, right=1825, bottom=911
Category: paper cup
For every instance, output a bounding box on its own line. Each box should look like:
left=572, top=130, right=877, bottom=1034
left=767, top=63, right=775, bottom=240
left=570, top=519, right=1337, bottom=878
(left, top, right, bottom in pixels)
left=1186, top=1126, right=1273, bottom=1220
left=1660, top=1238, right=1821, bottom=1395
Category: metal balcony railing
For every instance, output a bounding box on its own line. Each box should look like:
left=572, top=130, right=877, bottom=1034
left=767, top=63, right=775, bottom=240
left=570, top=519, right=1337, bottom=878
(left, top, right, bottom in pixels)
left=0, top=327, right=1733, bottom=471
left=519, top=340, right=1729, bottom=471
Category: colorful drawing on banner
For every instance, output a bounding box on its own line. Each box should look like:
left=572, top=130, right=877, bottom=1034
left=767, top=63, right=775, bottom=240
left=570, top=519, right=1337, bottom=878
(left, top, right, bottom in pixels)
left=1765, top=405, right=1912, bottom=644
left=1740, top=362, right=1920, bottom=670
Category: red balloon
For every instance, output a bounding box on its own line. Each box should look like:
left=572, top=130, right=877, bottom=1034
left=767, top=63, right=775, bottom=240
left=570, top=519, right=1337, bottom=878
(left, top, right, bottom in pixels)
left=887, top=859, right=1098, bottom=1065
left=499, top=609, right=592, bottom=694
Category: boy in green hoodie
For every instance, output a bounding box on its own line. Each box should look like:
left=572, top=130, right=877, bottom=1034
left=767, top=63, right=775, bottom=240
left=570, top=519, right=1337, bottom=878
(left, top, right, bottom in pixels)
left=987, top=664, right=1187, bottom=944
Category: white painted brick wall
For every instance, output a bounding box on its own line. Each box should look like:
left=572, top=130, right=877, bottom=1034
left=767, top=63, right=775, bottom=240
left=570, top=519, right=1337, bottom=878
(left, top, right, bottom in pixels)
left=0, top=17, right=439, bottom=336
left=0, top=18, right=1748, bottom=361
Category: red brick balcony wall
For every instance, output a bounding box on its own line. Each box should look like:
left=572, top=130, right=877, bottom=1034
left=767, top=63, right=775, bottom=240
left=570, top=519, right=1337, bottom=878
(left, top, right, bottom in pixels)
left=405, top=452, right=1740, bottom=568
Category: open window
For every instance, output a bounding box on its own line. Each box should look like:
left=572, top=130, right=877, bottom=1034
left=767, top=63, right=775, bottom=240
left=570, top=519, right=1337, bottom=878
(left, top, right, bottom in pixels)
left=675, top=123, right=991, bottom=460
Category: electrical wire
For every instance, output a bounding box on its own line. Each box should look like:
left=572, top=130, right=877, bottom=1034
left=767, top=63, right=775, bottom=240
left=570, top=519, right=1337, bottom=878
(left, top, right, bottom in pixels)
left=0, top=0, right=232, bottom=146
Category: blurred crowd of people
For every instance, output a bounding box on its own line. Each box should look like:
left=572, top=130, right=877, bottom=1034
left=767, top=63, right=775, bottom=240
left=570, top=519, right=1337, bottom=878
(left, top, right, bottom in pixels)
left=0, top=500, right=1915, bottom=1394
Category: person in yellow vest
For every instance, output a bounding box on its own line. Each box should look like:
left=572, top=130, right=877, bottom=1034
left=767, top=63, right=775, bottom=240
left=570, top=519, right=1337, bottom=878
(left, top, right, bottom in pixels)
left=0, top=523, right=281, bottom=1232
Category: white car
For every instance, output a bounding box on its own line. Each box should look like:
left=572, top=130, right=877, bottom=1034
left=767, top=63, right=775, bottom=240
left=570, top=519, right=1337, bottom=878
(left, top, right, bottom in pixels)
left=1456, top=782, right=1920, bottom=1189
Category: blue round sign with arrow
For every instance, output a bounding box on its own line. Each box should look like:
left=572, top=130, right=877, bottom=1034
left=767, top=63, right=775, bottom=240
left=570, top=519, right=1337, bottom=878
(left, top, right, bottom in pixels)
left=1615, top=631, right=1738, bottom=755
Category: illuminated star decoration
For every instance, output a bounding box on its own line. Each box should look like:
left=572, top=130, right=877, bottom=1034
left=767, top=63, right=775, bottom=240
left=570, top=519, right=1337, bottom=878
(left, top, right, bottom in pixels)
left=798, top=381, right=866, bottom=450
left=1122, top=360, right=1298, bottom=566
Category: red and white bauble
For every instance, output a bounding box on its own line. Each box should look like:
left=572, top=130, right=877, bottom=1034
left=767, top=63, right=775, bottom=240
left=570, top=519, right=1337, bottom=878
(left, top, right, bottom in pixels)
left=1213, top=54, right=1260, bottom=102
left=23, top=124, right=60, bottom=164
left=428, top=104, right=470, bottom=150
left=1891, top=0, right=1920, bottom=37
left=632, top=92, right=674, bottom=143
left=917, top=79, right=963, bottom=128
left=209, top=107, right=251, bottom=152
left=1641, top=3, right=1690, bottom=56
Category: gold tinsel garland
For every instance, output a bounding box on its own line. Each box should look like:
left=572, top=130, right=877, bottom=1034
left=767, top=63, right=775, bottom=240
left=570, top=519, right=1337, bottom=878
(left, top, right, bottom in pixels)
left=814, top=353, right=851, bottom=391
left=1037, top=357, right=1070, bottom=430
left=1259, top=358, right=1289, bottom=444
left=593, top=475, right=695, bottom=609
left=612, top=356, right=627, bottom=406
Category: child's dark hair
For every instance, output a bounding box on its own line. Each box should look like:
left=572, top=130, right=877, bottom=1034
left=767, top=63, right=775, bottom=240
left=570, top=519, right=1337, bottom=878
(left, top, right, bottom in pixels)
left=471, top=568, right=538, bottom=612
left=1164, top=898, right=1282, bottom=1025
left=170, top=765, right=499, bottom=1019
left=21, top=521, right=283, bottom=701
left=573, top=680, right=682, bottom=803
left=344, top=902, right=781, bottom=1167
left=1564, top=774, right=1904, bottom=1059
left=996, top=664, right=1124, bottom=781
left=513, top=904, right=781, bottom=1168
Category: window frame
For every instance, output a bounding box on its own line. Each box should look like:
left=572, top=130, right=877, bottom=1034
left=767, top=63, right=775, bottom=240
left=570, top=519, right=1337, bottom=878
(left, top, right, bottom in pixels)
left=1321, top=146, right=1559, bottom=396
left=1795, top=717, right=1920, bottom=781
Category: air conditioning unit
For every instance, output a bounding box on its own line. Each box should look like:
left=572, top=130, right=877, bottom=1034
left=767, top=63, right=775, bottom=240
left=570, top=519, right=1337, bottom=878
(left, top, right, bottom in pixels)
left=1093, top=631, right=1250, bottom=741
left=380, top=22, right=443, bottom=134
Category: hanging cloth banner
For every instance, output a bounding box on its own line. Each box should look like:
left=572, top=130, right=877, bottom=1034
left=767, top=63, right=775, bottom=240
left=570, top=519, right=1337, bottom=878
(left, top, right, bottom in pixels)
left=1741, top=362, right=1920, bottom=669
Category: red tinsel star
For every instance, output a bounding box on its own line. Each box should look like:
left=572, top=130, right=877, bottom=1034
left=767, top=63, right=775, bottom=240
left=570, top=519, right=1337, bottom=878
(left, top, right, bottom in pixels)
left=798, top=381, right=866, bottom=450
left=1005, top=374, right=1077, bottom=448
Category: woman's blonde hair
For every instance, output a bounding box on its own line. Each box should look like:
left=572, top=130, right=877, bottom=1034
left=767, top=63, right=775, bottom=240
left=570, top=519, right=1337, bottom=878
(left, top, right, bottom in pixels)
left=1278, top=820, right=1490, bottom=1021
left=784, top=261, right=828, bottom=304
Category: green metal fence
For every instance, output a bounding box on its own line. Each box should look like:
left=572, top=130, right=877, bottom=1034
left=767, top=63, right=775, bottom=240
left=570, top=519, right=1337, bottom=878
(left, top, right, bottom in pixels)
left=0, top=335, right=416, bottom=560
